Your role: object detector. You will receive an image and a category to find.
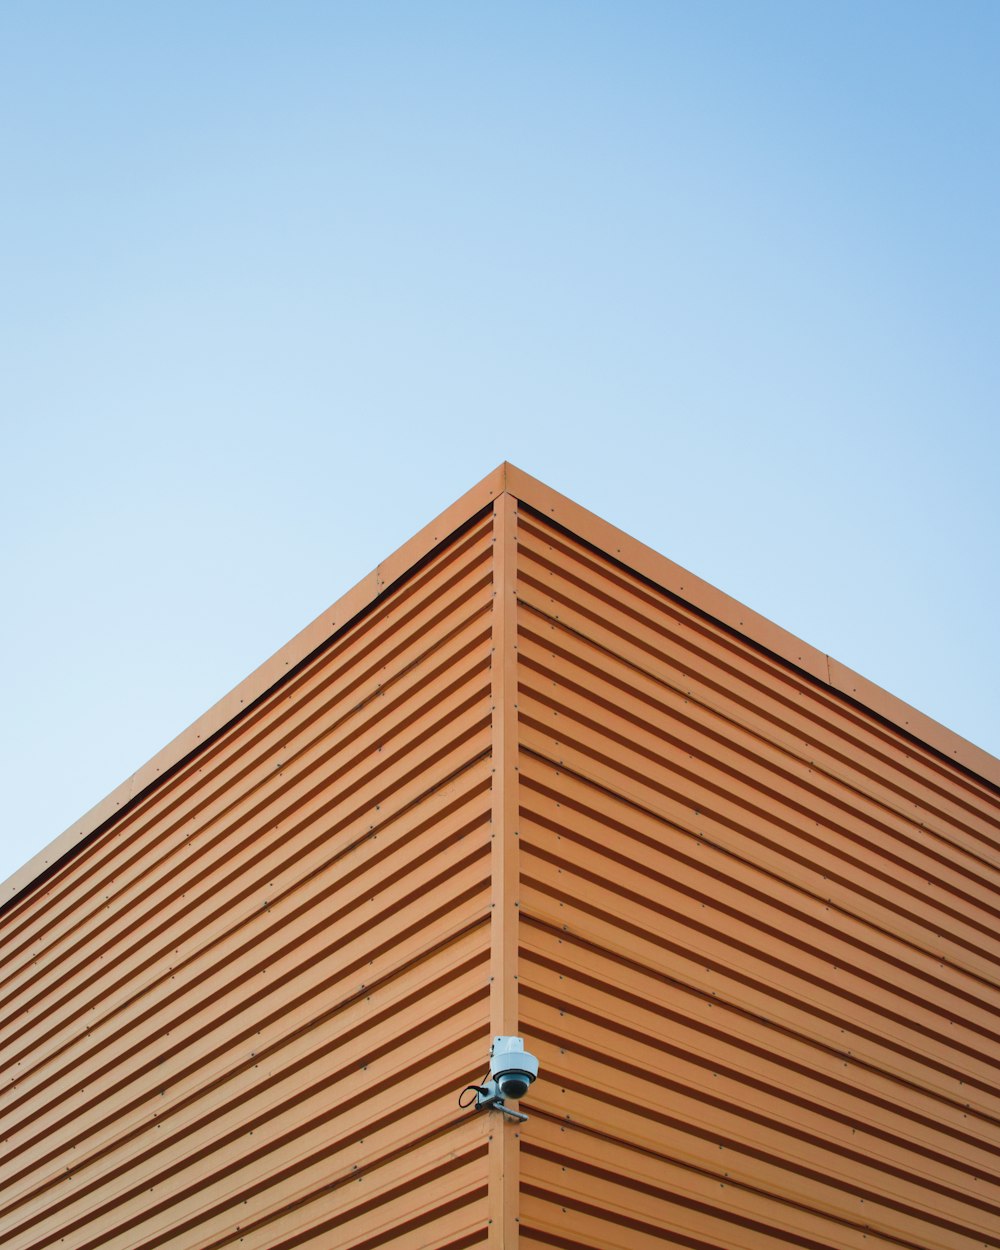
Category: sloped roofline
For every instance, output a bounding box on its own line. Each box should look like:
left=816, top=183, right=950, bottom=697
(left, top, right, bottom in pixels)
left=5, top=462, right=997, bottom=907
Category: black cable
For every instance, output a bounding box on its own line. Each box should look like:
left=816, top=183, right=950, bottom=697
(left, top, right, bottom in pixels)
left=458, top=1066, right=491, bottom=1109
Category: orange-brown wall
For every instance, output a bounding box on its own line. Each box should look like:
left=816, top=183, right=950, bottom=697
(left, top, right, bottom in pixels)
left=0, top=510, right=498, bottom=1250
left=512, top=505, right=1000, bottom=1249
left=4, top=465, right=999, bottom=1250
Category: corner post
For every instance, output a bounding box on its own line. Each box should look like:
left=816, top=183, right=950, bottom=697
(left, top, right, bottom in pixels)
left=488, top=490, right=521, bottom=1247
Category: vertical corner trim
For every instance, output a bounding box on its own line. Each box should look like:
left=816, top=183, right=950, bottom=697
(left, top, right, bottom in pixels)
left=489, top=490, right=520, bottom=1037
left=488, top=491, right=521, bottom=1247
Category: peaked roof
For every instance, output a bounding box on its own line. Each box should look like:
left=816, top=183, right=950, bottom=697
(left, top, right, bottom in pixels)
left=5, top=462, right=997, bottom=906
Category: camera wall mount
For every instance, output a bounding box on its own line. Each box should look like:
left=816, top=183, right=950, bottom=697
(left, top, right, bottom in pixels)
left=460, top=1035, right=540, bottom=1122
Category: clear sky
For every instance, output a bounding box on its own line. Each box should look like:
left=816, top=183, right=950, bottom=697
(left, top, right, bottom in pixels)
left=1, top=1, right=998, bottom=888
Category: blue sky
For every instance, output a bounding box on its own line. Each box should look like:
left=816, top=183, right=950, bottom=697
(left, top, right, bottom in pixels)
left=1, top=1, right=998, bottom=886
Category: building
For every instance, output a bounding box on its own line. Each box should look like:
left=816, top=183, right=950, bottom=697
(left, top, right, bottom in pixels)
left=2, top=462, right=998, bottom=1249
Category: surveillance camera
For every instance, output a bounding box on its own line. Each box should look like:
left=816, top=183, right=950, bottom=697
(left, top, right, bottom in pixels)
left=490, top=1035, right=539, bottom=1100
left=458, top=1035, right=541, bottom=1122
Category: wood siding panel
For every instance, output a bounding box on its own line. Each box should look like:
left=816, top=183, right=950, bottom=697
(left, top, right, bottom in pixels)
left=0, top=518, right=497, bottom=1248
left=5, top=474, right=1000, bottom=1248
left=515, top=511, right=1000, bottom=1250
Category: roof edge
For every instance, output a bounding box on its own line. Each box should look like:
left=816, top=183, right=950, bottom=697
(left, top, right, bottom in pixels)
left=6, top=459, right=996, bottom=907
left=502, top=462, right=1000, bottom=791
left=2, top=463, right=509, bottom=906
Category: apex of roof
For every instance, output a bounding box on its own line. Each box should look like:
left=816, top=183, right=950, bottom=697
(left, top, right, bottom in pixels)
left=5, top=463, right=997, bottom=906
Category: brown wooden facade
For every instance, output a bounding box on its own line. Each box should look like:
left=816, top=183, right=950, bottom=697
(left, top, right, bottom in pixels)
left=3, top=464, right=999, bottom=1248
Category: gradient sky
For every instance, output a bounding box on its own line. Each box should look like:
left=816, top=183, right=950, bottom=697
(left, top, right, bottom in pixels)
left=2, top=1, right=998, bottom=887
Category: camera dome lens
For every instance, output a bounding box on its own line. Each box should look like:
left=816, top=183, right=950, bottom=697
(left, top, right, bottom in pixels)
left=498, top=1073, right=530, bottom=1099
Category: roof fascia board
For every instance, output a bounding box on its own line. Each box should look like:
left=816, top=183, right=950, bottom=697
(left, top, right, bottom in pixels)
left=502, top=462, right=1000, bottom=790
left=6, top=459, right=996, bottom=908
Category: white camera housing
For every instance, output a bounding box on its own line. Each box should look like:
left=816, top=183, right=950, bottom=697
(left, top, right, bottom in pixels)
left=489, top=1035, right=539, bottom=1100
left=464, top=1035, right=540, bottom=1121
